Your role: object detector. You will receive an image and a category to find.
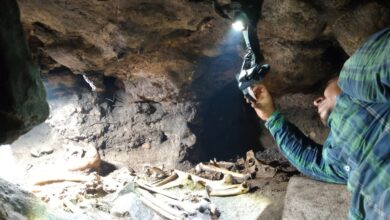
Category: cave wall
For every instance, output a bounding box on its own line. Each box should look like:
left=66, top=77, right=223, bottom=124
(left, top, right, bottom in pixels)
left=0, top=0, right=49, bottom=144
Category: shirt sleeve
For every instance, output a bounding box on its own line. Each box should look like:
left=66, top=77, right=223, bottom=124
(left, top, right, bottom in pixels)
left=265, top=111, right=347, bottom=184
left=338, top=28, right=390, bottom=103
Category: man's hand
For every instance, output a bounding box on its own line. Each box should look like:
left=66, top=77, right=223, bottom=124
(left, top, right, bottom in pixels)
left=247, top=84, right=275, bottom=121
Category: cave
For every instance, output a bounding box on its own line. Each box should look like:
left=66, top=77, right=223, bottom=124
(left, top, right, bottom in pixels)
left=0, top=0, right=389, bottom=219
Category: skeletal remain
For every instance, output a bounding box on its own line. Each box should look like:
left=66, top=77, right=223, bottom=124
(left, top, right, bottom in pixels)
left=208, top=182, right=249, bottom=196
left=195, top=163, right=251, bottom=180
left=32, top=171, right=97, bottom=186
left=137, top=188, right=186, bottom=219
left=154, top=170, right=250, bottom=197
left=145, top=166, right=168, bottom=179
left=153, top=170, right=191, bottom=189
left=246, top=150, right=277, bottom=178
left=209, top=160, right=236, bottom=170
left=67, top=144, right=101, bottom=172
left=138, top=178, right=220, bottom=219
left=136, top=180, right=180, bottom=200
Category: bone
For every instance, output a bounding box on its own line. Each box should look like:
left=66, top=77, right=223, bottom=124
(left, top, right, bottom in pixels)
left=137, top=188, right=186, bottom=219
left=208, top=183, right=250, bottom=196
left=195, top=163, right=251, bottom=180
left=154, top=170, right=249, bottom=197
left=210, top=161, right=236, bottom=170
left=138, top=190, right=178, bottom=220
left=145, top=166, right=168, bottom=179
left=136, top=180, right=180, bottom=200
left=190, top=172, right=234, bottom=189
left=246, top=150, right=277, bottom=178
left=153, top=171, right=191, bottom=189
left=32, top=172, right=95, bottom=186
left=67, top=144, right=101, bottom=172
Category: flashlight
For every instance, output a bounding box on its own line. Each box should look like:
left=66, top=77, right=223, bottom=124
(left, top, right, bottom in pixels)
left=231, top=1, right=270, bottom=101
left=232, top=20, right=245, bottom=31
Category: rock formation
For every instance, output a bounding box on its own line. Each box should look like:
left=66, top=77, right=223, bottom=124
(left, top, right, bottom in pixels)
left=17, top=0, right=390, bottom=96
left=0, top=0, right=49, bottom=144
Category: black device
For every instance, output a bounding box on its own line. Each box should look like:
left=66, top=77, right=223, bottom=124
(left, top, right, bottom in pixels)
left=231, top=0, right=270, bottom=102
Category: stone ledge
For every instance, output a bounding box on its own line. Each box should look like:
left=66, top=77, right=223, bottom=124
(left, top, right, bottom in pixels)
left=282, top=176, right=350, bottom=220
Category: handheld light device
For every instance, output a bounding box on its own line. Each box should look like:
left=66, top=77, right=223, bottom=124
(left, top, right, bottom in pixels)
left=231, top=0, right=270, bottom=102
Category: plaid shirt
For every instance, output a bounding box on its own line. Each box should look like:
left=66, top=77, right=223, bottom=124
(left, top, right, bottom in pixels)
left=265, top=28, right=390, bottom=220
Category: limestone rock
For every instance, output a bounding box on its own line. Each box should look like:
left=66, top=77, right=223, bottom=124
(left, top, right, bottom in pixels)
left=0, top=0, right=49, bottom=144
left=332, top=2, right=390, bottom=55
left=259, top=0, right=325, bottom=41
left=282, top=176, right=350, bottom=220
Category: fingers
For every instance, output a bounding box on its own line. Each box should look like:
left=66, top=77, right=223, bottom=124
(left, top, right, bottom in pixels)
left=251, top=84, right=269, bottom=99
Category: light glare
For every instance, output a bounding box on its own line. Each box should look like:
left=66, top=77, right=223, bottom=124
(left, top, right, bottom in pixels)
left=232, top=20, right=245, bottom=31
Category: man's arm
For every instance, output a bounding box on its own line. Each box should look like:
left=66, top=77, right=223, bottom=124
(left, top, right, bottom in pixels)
left=250, top=85, right=347, bottom=184
left=338, top=28, right=390, bottom=103
left=265, top=111, right=346, bottom=184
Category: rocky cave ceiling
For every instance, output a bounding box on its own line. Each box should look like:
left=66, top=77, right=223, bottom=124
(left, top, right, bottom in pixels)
left=18, top=0, right=390, bottom=99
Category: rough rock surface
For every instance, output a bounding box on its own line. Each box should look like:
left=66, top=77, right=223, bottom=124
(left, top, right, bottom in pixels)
left=0, top=178, right=86, bottom=220
left=282, top=176, right=350, bottom=220
left=331, top=2, right=390, bottom=55
left=0, top=0, right=49, bottom=144
left=41, top=71, right=196, bottom=171
left=18, top=0, right=230, bottom=101
left=260, top=0, right=325, bottom=42
left=17, top=0, right=389, bottom=97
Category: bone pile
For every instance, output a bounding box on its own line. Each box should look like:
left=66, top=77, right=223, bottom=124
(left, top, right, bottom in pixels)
left=27, top=149, right=277, bottom=219
left=134, top=179, right=220, bottom=219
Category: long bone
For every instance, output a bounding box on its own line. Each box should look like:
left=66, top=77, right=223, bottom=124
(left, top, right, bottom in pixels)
left=208, top=182, right=249, bottom=196
left=136, top=180, right=180, bottom=200
left=154, top=170, right=233, bottom=190
left=137, top=188, right=185, bottom=219
left=153, top=170, right=250, bottom=196
left=195, top=163, right=252, bottom=180
left=153, top=170, right=191, bottom=189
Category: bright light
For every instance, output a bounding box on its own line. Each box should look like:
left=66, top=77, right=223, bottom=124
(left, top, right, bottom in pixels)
left=232, top=20, right=245, bottom=31
left=0, top=145, right=18, bottom=182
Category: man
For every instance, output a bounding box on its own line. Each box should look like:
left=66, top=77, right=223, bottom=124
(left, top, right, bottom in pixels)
left=249, top=28, right=390, bottom=220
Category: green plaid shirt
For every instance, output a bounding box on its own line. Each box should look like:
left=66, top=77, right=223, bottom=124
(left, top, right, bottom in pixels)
left=265, top=28, right=390, bottom=220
